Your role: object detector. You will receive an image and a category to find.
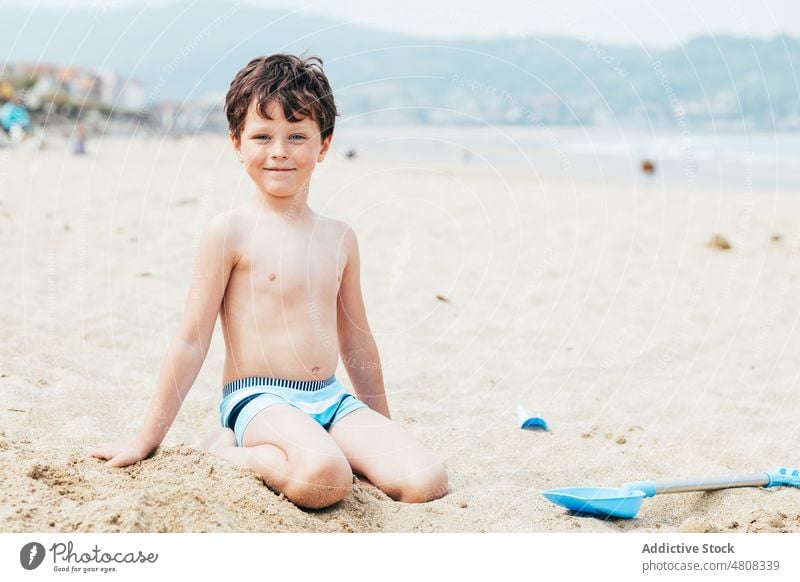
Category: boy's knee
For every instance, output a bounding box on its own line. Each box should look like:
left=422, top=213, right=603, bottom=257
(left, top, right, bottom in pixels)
left=396, top=463, right=449, bottom=504
left=285, top=457, right=353, bottom=509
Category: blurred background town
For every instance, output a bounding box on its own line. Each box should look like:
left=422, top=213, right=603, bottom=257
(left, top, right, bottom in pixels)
left=0, top=61, right=200, bottom=137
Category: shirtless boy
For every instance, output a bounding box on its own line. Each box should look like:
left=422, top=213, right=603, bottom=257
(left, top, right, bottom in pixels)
left=89, top=54, right=448, bottom=509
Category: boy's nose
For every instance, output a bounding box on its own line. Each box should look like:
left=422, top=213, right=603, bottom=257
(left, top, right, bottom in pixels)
left=270, top=143, right=289, bottom=159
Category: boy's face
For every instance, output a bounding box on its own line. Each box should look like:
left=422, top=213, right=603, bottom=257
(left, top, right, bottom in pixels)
left=230, top=100, right=332, bottom=200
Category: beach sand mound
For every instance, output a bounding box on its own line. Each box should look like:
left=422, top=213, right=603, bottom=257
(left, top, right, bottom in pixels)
left=1, top=438, right=401, bottom=533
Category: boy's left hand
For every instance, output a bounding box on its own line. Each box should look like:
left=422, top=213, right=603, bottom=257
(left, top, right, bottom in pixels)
left=87, top=439, right=155, bottom=468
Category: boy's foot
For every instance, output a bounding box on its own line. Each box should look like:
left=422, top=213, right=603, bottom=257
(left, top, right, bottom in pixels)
left=195, top=426, right=236, bottom=454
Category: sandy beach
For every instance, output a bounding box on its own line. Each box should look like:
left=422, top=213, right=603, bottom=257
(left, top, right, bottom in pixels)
left=1, top=131, right=799, bottom=533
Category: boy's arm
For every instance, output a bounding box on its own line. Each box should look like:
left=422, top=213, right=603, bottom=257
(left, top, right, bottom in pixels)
left=90, top=213, right=239, bottom=466
left=336, top=226, right=391, bottom=419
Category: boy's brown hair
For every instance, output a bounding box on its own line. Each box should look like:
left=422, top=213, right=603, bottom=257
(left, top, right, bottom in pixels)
left=225, top=53, right=338, bottom=141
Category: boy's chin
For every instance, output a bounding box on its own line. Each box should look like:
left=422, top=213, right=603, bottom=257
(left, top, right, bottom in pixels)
left=262, top=188, right=298, bottom=199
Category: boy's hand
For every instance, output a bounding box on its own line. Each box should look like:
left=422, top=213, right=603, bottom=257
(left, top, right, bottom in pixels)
left=87, top=439, right=156, bottom=468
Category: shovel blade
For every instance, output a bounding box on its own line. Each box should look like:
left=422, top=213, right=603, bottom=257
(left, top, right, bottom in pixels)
left=542, top=487, right=645, bottom=519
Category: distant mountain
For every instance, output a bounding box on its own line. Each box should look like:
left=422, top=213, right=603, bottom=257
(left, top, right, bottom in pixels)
left=2, top=0, right=799, bottom=128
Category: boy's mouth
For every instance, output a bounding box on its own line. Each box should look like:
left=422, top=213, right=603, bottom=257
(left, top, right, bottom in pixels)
left=265, top=168, right=295, bottom=172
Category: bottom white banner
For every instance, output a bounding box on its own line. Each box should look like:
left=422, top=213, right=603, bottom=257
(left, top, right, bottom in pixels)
left=1, top=533, right=797, bottom=581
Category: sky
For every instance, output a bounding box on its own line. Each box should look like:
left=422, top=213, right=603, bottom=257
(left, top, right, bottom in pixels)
left=13, top=0, right=800, bottom=48
left=250, top=0, right=800, bottom=47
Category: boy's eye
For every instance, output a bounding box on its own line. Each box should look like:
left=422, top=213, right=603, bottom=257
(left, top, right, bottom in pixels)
left=251, top=135, right=305, bottom=142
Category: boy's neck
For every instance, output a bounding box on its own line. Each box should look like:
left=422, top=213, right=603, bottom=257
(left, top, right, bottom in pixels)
left=252, top=186, right=313, bottom=222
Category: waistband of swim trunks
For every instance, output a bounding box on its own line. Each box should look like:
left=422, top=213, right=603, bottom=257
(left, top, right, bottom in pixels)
left=222, top=375, right=337, bottom=398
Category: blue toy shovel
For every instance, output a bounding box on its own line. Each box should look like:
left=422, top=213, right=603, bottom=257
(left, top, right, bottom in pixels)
left=542, top=467, right=800, bottom=519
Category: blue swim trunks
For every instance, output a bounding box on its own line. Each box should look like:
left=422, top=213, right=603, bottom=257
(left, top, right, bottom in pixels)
left=219, top=375, right=368, bottom=447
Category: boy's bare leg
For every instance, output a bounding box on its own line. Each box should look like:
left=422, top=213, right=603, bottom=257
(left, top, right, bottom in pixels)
left=198, top=426, right=290, bottom=481
left=328, top=408, right=449, bottom=503
left=197, top=425, right=236, bottom=453
left=198, top=404, right=353, bottom=509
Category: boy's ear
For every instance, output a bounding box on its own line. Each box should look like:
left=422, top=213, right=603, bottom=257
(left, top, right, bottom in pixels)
left=229, top=131, right=241, bottom=154
left=317, top=133, right=333, bottom=163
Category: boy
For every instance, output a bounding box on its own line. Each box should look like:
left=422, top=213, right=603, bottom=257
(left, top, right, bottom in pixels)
left=89, top=54, right=448, bottom=509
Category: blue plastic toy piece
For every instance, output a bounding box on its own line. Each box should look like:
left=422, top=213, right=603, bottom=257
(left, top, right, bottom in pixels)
left=541, top=487, right=645, bottom=519
left=516, top=404, right=548, bottom=431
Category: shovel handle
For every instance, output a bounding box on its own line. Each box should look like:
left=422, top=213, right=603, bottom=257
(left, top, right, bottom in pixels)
left=624, top=473, right=771, bottom=497
left=654, top=473, right=771, bottom=495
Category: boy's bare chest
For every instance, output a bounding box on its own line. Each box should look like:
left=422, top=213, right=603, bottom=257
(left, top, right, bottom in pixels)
left=232, top=227, right=345, bottom=300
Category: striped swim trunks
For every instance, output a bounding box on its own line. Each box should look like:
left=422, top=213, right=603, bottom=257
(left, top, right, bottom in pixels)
left=219, top=375, right=368, bottom=447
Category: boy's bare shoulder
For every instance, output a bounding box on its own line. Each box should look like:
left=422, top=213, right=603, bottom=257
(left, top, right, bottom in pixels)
left=200, top=209, right=249, bottom=262
left=204, top=209, right=243, bottom=237
left=317, top=212, right=351, bottom=232
left=316, top=213, right=357, bottom=251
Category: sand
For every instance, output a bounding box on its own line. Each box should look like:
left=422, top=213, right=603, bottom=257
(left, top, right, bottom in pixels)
left=1, top=132, right=799, bottom=532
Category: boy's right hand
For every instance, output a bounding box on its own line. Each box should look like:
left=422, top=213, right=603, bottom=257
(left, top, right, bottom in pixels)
left=87, top=439, right=156, bottom=468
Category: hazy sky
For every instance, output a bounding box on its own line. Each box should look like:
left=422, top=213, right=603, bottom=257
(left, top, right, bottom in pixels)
left=17, top=0, right=800, bottom=47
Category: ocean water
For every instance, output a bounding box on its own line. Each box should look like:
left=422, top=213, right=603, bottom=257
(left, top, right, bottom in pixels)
left=334, top=125, right=800, bottom=193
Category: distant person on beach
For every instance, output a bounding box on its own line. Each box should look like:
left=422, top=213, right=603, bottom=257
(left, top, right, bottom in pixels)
left=70, top=124, right=87, bottom=155
left=89, top=54, right=448, bottom=508
left=0, top=95, right=31, bottom=144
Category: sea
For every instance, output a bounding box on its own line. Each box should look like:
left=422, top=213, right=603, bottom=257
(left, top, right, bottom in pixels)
left=333, top=125, right=800, bottom=193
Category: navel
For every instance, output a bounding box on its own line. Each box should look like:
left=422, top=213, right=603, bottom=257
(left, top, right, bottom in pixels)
left=268, top=273, right=277, bottom=281
left=312, top=366, right=320, bottom=373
